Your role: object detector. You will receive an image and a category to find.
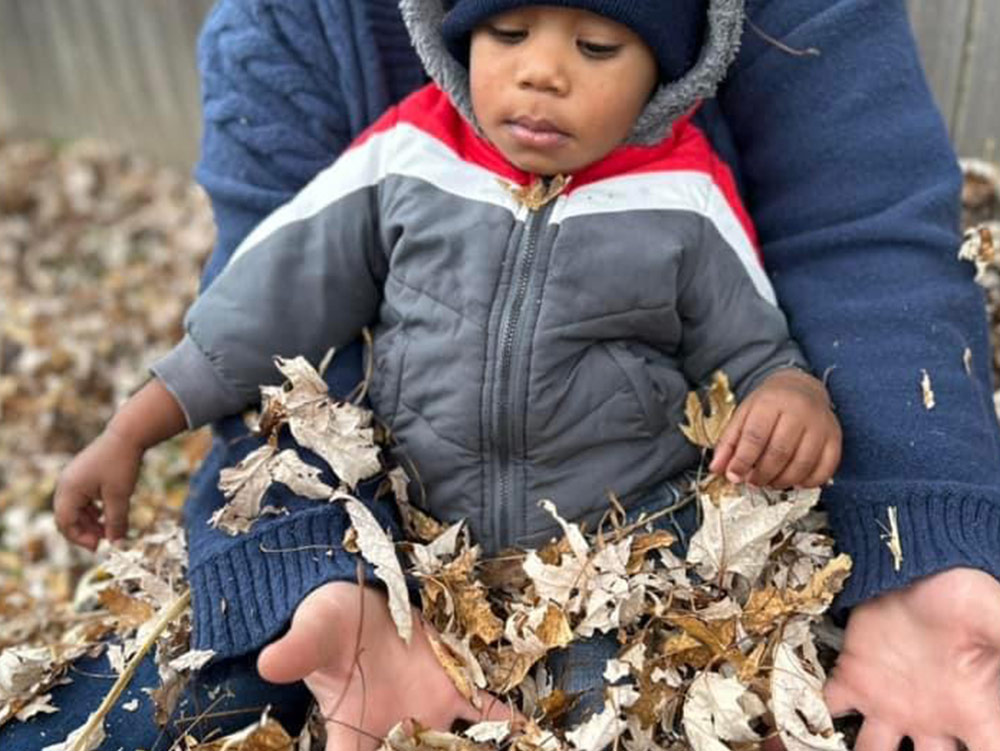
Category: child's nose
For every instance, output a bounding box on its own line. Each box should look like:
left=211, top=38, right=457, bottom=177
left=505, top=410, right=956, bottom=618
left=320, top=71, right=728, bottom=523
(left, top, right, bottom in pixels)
left=515, top=46, right=570, bottom=95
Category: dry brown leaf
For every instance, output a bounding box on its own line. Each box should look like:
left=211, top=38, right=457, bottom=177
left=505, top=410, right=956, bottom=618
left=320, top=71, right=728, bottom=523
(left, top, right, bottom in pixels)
left=770, top=642, right=846, bottom=751
left=679, top=371, right=736, bottom=449
left=687, top=488, right=819, bottom=583
left=426, top=628, right=480, bottom=705
left=192, top=710, right=296, bottom=750
left=98, top=587, right=155, bottom=628
left=959, top=224, right=996, bottom=283
left=288, top=400, right=382, bottom=490
left=920, top=369, right=936, bottom=410
left=344, top=498, right=413, bottom=644
left=682, top=672, right=762, bottom=750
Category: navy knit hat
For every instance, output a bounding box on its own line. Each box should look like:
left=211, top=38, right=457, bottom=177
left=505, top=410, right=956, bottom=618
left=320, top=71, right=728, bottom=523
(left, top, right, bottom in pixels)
left=441, top=0, right=707, bottom=81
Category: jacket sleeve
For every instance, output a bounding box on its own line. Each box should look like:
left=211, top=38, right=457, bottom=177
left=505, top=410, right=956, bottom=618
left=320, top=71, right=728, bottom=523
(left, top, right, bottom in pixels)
left=676, top=178, right=810, bottom=399
left=719, top=0, right=1000, bottom=613
left=152, top=134, right=393, bottom=430
left=175, top=0, right=422, bottom=659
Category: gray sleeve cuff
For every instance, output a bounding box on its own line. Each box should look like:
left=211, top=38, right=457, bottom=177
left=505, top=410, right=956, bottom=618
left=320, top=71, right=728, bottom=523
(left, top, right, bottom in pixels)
left=150, top=335, right=249, bottom=430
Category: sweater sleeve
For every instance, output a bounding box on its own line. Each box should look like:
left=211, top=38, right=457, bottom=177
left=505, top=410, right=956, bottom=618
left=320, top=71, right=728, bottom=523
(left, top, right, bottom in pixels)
left=719, top=0, right=1000, bottom=613
left=181, top=0, right=423, bottom=659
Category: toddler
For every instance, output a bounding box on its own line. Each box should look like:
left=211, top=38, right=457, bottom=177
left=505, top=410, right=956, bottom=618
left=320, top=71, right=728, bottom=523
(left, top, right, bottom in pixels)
left=55, top=0, right=840, bottom=557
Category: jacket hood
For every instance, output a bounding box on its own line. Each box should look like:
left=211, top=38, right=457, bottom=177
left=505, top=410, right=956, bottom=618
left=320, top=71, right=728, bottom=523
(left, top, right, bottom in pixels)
left=398, top=0, right=745, bottom=145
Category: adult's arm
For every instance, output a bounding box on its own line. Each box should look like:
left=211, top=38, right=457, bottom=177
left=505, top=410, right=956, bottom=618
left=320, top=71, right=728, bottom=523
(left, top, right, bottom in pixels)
left=182, top=0, right=424, bottom=658
left=717, top=0, right=1000, bottom=611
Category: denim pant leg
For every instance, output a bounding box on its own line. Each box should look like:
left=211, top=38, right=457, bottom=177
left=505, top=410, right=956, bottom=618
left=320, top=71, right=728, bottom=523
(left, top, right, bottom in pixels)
left=0, top=646, right=312, bottom=750
left=545, top=475, right=699, bottom=726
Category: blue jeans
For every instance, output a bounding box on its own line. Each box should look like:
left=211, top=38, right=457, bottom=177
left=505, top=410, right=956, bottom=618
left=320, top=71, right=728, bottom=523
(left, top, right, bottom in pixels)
left=1, top=477, right=698, bottom=748
left=545, top=474, right=699, bottom=725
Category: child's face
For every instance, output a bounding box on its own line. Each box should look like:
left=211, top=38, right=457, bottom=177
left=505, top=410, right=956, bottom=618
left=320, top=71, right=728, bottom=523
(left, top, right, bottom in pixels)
left=469, top=6, right=658, bottom=176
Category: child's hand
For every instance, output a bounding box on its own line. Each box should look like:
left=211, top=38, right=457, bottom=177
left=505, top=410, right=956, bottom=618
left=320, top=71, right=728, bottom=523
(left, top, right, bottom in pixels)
left=259, top=582, right=522, bottom=751
left=53, top=427, right=144, bottom=550
left=708, top=368, right=841, bottom=488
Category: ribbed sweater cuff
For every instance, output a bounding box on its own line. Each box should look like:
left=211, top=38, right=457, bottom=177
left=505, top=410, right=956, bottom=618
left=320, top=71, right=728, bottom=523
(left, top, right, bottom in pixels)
left=188, top=503, right=418, bottom=659
left=826, top=481, right=1000, bottom=617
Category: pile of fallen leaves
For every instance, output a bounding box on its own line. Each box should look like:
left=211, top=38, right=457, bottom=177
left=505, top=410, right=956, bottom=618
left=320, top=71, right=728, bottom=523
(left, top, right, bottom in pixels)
left=218, top=356, right=853, bottom=751
left=1, top=132, right=999, bottom=751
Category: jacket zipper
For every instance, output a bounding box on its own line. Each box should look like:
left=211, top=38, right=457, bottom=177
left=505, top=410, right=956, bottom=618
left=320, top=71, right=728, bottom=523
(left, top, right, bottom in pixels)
left=492, top=202, right=553, bottom=548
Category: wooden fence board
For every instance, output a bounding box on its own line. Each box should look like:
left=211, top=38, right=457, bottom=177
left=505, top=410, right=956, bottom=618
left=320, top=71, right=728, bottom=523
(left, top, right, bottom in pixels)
left=954, top=0, right=1000, bottom=159
left=0, top=1, right=998, bottom=166
left=905, top=0, right=972, bottom=134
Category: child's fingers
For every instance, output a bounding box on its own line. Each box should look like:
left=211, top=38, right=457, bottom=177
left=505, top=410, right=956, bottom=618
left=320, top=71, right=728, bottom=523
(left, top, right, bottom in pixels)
left=746, top=415, right=805, bottom=487
left=708, top=405, right=749, bottom=474
left=101, top=491, right=130, bottom=542
left=802, top=437, right=842, bottom=488
left=54, top=486, right=98, bottom=548
left=769, top=429, right=826, bottom=489
left=722, top=407, right=780, bottom=483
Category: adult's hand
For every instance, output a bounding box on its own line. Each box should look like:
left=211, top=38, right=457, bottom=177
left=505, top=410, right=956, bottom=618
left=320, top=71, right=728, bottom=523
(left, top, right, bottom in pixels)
left=258, top=582, right=519, bottom=751
left=821, top=567, right=1000, bottom=751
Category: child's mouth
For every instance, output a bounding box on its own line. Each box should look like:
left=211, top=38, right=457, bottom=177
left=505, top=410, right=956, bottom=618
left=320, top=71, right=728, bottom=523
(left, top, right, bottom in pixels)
left=505, top=117, right=570, bottom=149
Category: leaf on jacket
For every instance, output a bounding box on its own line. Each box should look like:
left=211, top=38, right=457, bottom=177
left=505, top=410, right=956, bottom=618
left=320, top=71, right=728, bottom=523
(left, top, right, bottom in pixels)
left=213, top=446, right=333, bottom=534
left=344, top=498, right=413, bottom=644
left=288, top=400, right=382, bottom=490
left=920, top=369, right=936, bottom=410
left=679, top=371, right=736, bottom=449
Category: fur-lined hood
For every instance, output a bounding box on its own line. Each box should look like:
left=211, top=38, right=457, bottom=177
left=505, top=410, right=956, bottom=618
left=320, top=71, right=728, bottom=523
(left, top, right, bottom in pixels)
left=398, top=0, right=746, bottom=145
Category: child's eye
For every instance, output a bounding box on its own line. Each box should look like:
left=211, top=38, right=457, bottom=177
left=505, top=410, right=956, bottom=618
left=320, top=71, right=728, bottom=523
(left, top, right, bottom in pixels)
left=578, top=40, right=622, bottom=59
left=487, top=25, right=527, bottom=43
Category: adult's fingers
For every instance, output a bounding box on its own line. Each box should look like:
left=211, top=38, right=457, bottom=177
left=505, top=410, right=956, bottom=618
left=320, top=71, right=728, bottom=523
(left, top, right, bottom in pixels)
left=961, top=714, right=1000, bottom=751
left=258, top=596, right=345, bottom=684
left=746, top=414, right=804, bottom=487
left=822, top=674, right=858, bottom=719
left=912, top=735, right=958, bottom=751
left=459, top=688, right=526, bottom=726
left=854, top=717, right=903, bottom=751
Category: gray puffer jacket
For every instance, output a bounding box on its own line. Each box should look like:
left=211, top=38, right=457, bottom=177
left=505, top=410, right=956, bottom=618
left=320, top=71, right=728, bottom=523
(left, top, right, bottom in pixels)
left=153, top=0, right=807, bottom=552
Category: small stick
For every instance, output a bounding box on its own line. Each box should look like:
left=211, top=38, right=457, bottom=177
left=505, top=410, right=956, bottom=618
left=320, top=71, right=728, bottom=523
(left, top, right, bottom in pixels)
left=71, top=589, right=192, bottom=751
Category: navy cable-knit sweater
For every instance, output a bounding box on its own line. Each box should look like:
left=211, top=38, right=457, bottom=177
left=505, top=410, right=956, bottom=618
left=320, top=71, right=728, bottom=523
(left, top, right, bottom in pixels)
left=186, top=0, right=1000, bottom=659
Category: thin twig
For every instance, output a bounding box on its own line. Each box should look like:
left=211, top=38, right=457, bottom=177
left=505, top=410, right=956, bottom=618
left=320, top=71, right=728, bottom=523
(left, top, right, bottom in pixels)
left=71, top=589, right=192, bottom=751
left=259, top=542, right=340, bottom=555
left=323, top=561, right=369, bottom=730
left=346, top=328, right=375, bottom=406
left=746, top=18, right=821, bottom=57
